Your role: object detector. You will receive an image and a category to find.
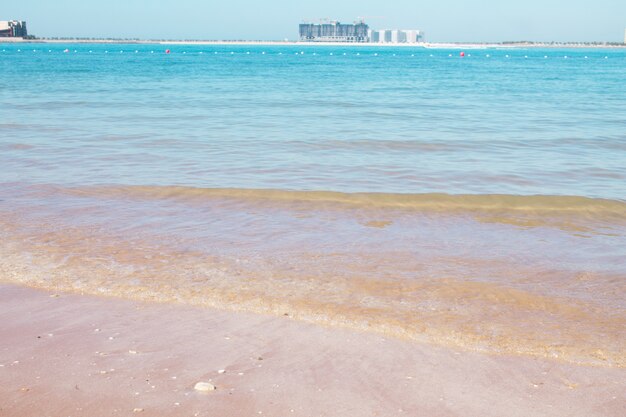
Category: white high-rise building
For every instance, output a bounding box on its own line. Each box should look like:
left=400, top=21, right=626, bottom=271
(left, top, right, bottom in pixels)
left=391, top=30, right=407, bottom=43
left=379, top=30, right=392, bottom=43
left=369, top=28, right=422, bottom=44
left=403, top=30, right=423, bottom=43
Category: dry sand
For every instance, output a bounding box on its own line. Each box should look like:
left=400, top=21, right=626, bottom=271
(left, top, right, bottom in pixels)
left=0, top=284, right=624, bottom=417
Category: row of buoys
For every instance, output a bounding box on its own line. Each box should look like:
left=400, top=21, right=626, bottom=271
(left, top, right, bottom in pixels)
left=1, top=48, right=616, bottom=59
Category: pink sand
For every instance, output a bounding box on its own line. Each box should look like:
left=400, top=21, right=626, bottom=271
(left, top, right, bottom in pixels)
left=0, top=284, right=624, bottom=416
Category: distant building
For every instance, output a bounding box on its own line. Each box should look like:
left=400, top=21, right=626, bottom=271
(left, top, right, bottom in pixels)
left=299, top=20, right=422, bottom=44
left=402, top=30, right=422, bottom=43
left=299, top=20, right=370, bottom=42
left=391, top=30, right=406, bottom=43
left=371, top=29, right=423, bottom=44
left=371, top=29, right=393, bottom=43
left=0, top=20, right=27, bottom=38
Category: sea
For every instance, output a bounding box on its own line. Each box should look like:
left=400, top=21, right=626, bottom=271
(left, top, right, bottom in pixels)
left=1, top=43, right=625, bottom=367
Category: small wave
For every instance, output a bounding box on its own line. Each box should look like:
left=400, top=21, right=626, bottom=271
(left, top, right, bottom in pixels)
left=65, top=185, right=626, bottom=219
left=1, top=230, right=623, bottom=368
left=50, top=185, right=626, bottom=235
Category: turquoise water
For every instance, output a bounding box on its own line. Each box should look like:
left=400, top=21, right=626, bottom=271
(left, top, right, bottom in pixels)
left=1, top=43, right=625, bottom=197
left=1, top=43, right=625, bottom=365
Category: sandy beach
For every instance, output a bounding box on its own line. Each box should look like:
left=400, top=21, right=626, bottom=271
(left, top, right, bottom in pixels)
left=1, top=284, right=623, bottom=417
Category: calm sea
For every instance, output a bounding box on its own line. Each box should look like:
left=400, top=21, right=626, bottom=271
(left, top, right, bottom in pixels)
left=1, top=43, right=625, bottom=366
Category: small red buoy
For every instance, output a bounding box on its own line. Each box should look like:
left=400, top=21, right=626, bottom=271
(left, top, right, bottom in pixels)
left=460, top=51, right=465, bottom=57
left=165, top=49, right=171, bottom=54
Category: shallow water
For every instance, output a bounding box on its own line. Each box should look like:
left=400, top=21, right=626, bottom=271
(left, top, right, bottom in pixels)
left=1, top=43, right=625, bottom=366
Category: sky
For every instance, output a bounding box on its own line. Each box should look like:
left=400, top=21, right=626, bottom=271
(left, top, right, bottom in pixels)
left=4, top=0, right=626, bottom=42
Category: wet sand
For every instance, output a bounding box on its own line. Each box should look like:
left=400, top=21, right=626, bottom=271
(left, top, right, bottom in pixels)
left=0, top=284, right=623, bottom=417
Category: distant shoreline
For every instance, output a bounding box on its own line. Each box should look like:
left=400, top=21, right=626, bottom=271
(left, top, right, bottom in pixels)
left=1, top=37, right=625, bottom=49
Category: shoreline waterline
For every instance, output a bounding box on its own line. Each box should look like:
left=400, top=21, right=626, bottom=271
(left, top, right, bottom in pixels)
left=2, top=38, right=626, bottom=49
left=2, top=183, right=624, bottom=368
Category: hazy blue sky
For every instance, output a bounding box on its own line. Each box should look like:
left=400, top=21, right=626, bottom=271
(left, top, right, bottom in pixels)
left=4, top=1, right=626, bottom=42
